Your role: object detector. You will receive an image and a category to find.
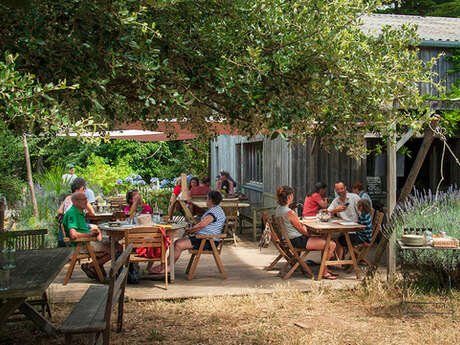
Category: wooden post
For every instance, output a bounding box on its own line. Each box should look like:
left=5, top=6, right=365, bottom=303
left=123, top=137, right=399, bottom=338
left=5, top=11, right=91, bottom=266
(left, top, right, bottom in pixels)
left=398, top=127, right=435, bottom=202
left=23, top=133, right=39, bottom=218
left=180, top=173, right=189, bottom=200
left=387, top=134, right=397, bottom=282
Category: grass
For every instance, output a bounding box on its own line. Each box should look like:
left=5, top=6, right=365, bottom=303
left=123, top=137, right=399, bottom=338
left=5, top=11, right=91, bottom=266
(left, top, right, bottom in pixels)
left=1, top=277, right=459, bottom=345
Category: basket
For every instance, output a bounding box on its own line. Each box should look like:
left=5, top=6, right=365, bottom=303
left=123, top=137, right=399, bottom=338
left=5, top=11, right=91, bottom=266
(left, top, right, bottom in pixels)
left=432, top=237, right=459, bottom=248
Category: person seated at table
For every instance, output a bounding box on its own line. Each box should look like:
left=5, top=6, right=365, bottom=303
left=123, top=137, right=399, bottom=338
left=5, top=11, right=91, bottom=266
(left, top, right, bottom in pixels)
left=57, top=177, right=96, bottom=216
left=189, top=176, right=211, bottom=197
left=216, top=171, right=235, bottom=196
left=335, top=199, right=373, bottom=262
left=123, top=189, right=153, bottom=216
left=327, top=182, right=360, bottom=222
left=351, top=181, right=373, bottom=208
left=302, top=182, right=328, bottom=217
left=63, top=192, right=112, bottom=279
left=276, top=186, right=338, bottom=280
left=150, top=190, right=226, bottom=274
left=189, top=177, right=199, bottom=190
left=188, top=176, right=212, bottom=214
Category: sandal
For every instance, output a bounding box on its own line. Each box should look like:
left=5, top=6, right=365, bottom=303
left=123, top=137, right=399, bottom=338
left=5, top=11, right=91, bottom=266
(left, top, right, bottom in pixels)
left=322, top=273, right=337, bottom=280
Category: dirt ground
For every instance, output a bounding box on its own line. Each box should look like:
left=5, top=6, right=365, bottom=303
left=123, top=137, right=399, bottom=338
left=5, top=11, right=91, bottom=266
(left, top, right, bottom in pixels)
left=1, top=281, right=459, bottom=345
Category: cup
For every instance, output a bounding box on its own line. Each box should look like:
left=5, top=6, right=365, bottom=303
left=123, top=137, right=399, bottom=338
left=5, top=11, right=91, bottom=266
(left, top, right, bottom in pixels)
left=0, top=267, right=9, bottom=291
left=1, top=247, right=15, bottom=269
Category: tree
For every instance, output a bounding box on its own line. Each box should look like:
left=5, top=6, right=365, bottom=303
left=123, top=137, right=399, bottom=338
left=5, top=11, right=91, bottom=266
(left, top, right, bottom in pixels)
left=0, top=1, right=437, bottom=157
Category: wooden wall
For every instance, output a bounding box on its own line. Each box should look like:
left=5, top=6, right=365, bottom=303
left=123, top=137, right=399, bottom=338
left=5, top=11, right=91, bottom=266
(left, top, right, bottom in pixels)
left=291, top=141, right=366, bottom=203
left=418, top=46, right=460, bottom=97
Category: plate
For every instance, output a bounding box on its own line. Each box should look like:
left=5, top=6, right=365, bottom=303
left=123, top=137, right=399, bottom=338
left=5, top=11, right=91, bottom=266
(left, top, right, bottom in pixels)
left=108, top=222, right=121, bottom=227
left=401, top=234, right=425, bottom=246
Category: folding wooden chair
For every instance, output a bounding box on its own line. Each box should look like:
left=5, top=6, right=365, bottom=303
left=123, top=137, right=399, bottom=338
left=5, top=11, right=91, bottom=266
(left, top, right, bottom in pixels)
left=124, top=226, right=169, bottom=289
left=223, top=203, right=238, bottom=246
left=60, top=223, right=105, bottom=285
left=185, top=220, right=228, bottom=280
left=273, top=216, right=314, bottom=279
left=347, top=210, right=384, bottom=271
left=262, top=212, right=290, bottom=271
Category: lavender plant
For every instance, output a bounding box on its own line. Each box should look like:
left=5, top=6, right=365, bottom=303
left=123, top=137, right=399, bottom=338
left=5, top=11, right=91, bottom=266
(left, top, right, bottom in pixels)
left=384, top=185, right=460, bottom=288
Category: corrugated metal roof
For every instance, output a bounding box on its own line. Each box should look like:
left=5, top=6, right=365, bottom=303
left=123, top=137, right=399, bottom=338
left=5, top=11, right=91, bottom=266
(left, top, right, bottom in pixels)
left=361, top=14, right=460, bottom=45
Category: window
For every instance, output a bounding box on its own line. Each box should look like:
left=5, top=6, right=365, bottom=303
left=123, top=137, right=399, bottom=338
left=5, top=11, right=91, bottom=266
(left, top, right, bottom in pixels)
left=243, top=142, right=263, bottom=185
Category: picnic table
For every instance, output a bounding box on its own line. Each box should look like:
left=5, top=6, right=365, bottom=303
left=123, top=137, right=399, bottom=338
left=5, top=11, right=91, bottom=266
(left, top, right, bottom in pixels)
left=0, top=247, right=73, bottom=336
left=301, top=218, right=365, bottom=280
left=99, top=222, right=187, bottom=283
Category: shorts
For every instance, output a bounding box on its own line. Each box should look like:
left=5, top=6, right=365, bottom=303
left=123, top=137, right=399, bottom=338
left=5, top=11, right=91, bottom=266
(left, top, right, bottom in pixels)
left=290, top=235, right=309, bottom=249
left=189, top=237, right=219, bottom=250
left=338, top=234, right=367, bottom=247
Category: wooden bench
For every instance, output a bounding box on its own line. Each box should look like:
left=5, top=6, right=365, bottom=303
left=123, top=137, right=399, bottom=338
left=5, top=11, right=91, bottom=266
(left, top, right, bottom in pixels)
left=60, top=243, right=132, bottom=345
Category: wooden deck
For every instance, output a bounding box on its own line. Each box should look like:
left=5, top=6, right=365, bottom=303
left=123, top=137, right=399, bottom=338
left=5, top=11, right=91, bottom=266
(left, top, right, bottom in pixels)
left=47, top=237, right=372, bottom=303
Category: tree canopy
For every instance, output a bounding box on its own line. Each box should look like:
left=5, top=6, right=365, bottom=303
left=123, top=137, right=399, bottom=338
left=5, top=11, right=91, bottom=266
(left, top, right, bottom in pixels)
left=0, top=0, right=437, bottom=157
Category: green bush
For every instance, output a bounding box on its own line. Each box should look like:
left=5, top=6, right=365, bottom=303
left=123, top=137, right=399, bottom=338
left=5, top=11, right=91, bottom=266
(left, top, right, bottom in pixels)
left=76, top=154, right=133, bottom=195
left=0, top=175, right=25, bottom=204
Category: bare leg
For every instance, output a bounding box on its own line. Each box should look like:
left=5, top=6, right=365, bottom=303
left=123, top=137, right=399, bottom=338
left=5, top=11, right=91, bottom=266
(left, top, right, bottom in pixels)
left=150, top=238, right=192, bottom=273
left=307, top=237, right=336, bottom=276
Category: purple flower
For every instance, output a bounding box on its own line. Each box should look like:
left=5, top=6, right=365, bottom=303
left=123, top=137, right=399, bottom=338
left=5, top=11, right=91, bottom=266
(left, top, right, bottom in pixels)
left=150, top=177, right=159, bottom=184
left=160, top=179, right=170, bottom=187
left=116, top=179, right=123, bottom=185
left=125, top=177, right=134, bottom=184
left=138, top=180, right=146, bottom=186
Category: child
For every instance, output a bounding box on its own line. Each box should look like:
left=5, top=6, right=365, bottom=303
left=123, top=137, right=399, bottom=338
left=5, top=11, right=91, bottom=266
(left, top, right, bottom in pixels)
left=335, top=199, right=373, bottom=262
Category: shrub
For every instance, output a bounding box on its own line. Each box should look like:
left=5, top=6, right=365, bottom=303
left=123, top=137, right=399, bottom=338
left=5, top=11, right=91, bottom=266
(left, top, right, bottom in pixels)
left=76, top=154, right=133, bottom=195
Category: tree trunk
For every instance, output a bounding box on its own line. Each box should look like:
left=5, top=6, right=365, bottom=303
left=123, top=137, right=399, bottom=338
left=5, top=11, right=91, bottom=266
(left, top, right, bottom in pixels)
left=398, top=127, right=435, bottom=203
left=23, top=133, right=39, bottom=218
left=0, top=197, right=5, bottom=232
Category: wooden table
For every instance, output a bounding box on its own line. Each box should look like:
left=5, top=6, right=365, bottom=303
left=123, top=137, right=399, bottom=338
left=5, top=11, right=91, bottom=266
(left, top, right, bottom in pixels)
left=0, top=248, right=73, bottom=336
left=86, top=212, right=116, bottom=224
left=99, top=222, right=187, bottom=283
left=302, top=219, right=365, bottom=280
left=190, top=199, right=250, bottom=209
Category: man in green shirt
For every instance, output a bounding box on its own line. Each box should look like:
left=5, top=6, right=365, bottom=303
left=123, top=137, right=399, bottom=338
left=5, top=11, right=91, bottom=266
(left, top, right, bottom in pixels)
left=63, top=192, right=111, bottom=279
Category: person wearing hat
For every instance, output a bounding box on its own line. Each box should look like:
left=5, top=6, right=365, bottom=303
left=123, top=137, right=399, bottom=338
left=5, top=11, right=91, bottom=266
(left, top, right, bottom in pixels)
left=62, top=163, right=77, bottom=185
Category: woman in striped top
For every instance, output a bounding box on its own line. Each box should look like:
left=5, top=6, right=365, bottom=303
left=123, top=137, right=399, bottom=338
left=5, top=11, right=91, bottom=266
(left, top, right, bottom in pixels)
left=149, top=190, right=226, bottom=274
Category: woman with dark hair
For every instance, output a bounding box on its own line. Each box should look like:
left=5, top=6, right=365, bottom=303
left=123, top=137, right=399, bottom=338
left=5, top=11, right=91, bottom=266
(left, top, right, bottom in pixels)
left=302, top=182, right=328, bottom=217
left=276, top=186, right=337, bottom=279
left=150, top=190, right=226, bottom=274
left=216, top=171, right=235, bottom=195
left=123, top=189, right=152, bottom=216
left=189, top=177, right=199, bottom=190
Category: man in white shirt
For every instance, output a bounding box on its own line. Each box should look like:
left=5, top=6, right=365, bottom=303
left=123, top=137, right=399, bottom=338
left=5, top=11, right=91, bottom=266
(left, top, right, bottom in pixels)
left=327, top=182, right=360, bottom=222
left=62, top=164, right=77, bottom=185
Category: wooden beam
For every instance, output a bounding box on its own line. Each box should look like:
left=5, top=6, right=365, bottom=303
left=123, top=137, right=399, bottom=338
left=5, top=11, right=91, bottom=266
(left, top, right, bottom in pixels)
left=386, top=133, right=397, bottom=283
left=395, top=129, right=414, bottom=151
left=398, top=127, right=435, bottom=203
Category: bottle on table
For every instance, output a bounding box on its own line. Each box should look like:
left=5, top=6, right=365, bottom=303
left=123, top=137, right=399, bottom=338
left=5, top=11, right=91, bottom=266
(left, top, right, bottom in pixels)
left=153, top=202, right=161, bottom=223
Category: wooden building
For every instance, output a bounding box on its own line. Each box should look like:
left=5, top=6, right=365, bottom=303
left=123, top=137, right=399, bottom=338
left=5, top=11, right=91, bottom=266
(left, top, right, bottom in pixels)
left=210, top=14, right=460, bottom=208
